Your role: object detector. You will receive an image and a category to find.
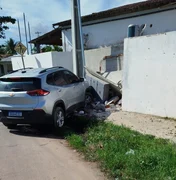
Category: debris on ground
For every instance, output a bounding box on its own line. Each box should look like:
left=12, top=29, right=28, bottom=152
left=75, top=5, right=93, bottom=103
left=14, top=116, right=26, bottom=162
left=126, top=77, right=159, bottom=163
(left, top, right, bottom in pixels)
left=79, top=111, right=85, bottom=115
left=125, top=149, right=135, bottom=155
left=75, top=93, right=122, bottom=121
left=105, top=96, right=120, bottom=107
left=91, top=102, right=106, bottom=111
left=118, top=99, right=122, bottom=106
left=74, top=68, right=123, bottom=121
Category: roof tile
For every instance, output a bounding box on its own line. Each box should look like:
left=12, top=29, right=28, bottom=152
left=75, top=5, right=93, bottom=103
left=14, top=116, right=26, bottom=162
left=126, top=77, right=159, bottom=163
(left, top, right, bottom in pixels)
left=53, top=0, right=176, bottom=27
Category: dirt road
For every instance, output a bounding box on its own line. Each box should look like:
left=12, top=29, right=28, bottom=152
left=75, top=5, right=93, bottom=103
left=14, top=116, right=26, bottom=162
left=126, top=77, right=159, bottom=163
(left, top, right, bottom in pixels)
left=108, top=111, right=176, bottom=141
left=0, top=123, right=105, bottom=180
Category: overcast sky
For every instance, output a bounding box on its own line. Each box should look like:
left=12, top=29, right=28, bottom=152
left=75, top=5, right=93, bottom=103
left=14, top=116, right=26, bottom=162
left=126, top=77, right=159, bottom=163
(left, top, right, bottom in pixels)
left=0, top=0, right=145, bottom=45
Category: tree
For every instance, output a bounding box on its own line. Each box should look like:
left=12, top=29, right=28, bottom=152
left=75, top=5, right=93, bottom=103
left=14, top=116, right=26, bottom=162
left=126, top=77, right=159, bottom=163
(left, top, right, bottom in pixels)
left=4, top=38, right=17, bottom=55
left=53, top=45, right=63, bottom=52
left=41, top=45, right=63, bottom=52
left=0, top=45, right=5, bottom=54
left=0, top=8, right=16, bottom=39
left=41, top=45, right=53, bottom=52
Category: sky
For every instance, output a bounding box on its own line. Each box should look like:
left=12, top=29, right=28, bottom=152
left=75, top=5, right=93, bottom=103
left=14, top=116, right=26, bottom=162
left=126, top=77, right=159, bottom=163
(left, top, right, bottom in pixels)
left=0, top=0, right=145, bottom=46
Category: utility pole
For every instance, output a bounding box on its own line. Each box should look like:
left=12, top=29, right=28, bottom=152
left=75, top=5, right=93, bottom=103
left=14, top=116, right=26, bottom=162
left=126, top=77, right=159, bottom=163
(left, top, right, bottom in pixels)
left=17, top=19, right=25, bottom=69
left=71, top=0, right=85, bottom=78
left=17, top=20, right=22, bottom=43
left=23, top=13, right=29, bottom=55
left=28, top=22, right=32, bottom=54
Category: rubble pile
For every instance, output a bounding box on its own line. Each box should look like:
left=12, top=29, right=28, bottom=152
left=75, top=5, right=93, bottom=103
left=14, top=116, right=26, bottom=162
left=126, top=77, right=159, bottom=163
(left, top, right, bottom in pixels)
left=75, top=67, right=123, bottom=121
left=75, top=96, right=122, bottom=121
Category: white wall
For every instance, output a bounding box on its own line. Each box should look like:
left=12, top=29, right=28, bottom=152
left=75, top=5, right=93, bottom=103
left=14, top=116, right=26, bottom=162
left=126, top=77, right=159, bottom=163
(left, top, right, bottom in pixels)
left=62, top=9, right=176, bottom=51
left=85, top=46, right=123, bottom=84
left=62, top=30, right=72, bottom=52
left=52, top=51, right=73, bottom=71
left=123, top=31, right=176, bottom=118
left=12, top=51, right=73, bottom=72
left=85, top=46, right=123, bottom=72
left=12, top=52, right=53, bottom=70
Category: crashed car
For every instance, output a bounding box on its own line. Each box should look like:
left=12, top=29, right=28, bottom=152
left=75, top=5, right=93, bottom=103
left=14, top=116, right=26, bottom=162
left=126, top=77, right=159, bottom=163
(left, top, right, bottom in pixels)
left=0, top=67, right=89, bottom=129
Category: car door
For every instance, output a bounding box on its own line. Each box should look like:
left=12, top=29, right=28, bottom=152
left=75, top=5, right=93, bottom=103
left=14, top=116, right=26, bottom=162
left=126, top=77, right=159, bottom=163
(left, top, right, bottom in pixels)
left=53, top=71, right=76, bottom=110
left=62, top=70, right=85, bottom=105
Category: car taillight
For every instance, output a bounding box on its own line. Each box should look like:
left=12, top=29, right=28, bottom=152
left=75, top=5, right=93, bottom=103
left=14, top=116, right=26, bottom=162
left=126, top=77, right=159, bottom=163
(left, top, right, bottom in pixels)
left=27, top=89, right=50, bottom=96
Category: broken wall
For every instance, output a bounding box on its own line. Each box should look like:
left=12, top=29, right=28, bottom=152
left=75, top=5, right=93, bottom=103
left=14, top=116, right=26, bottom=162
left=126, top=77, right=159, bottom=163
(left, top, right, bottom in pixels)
left=123, top=31, right=176, bottom=118
left=85, top=46, right=123, bottom=84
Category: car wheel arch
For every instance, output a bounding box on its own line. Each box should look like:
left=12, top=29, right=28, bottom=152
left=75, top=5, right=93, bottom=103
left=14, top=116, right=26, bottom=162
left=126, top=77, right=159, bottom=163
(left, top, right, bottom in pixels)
left=52, top=100, right=66, bottom=115
left=85, top=86, right=93, bottom=94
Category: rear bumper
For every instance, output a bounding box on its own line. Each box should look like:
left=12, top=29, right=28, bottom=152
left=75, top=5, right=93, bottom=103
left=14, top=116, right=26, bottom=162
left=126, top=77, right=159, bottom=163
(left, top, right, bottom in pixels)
left=0, top=110, right=52, bottom=125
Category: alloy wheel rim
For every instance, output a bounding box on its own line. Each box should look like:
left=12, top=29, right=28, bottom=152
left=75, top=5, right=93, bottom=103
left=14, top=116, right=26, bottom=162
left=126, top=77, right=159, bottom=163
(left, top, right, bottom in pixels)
left=56, top=111, right=64, bottom=127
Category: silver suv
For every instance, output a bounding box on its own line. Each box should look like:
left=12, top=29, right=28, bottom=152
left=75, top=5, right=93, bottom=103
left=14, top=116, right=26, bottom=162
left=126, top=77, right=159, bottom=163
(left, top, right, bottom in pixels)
left=0, top=67, right=89, bottom=129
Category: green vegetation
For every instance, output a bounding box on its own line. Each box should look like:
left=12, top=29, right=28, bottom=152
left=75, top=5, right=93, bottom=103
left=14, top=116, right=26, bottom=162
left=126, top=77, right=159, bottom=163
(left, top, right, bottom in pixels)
left=0, top=38, right=17, bottom=58
left=41, top=45, right=63, bottom=52
left=67, top=122, right=176, bottom=180
left=0, top=7, right=16, bottom=39
left=4, top=38, right=17, bottom=55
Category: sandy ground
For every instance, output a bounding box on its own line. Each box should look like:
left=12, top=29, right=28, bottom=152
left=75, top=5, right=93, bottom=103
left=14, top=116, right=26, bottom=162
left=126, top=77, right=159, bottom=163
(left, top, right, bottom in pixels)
left=0, top=123, right=106, bottom=180
left=107, top=111, right=176, bottom=141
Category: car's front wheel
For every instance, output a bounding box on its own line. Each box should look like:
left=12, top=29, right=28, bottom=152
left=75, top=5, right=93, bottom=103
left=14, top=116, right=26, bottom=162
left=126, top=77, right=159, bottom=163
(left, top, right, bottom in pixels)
left=85, top=92, right=93, bottom=107
left=53, top=107, right=65, bottom=129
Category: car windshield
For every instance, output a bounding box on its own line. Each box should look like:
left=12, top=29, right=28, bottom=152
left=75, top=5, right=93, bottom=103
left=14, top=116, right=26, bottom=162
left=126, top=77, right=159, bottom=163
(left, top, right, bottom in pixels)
left=0, top=78, right=41, bottom=92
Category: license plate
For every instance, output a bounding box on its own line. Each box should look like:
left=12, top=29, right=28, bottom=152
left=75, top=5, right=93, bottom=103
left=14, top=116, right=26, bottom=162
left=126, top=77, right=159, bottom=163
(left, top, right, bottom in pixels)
left=8, top=112, right=22, bottom=117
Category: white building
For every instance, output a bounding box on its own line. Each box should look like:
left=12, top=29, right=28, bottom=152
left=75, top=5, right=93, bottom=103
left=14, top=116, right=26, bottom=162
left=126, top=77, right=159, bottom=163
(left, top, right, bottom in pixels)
left=51, top=0, right=176, bottom=52
left=27, top=0, right=176, bottom=85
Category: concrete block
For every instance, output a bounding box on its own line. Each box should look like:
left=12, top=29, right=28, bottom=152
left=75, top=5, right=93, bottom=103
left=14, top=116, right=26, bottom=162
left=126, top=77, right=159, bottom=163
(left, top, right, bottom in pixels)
left=86, top=74, right=109, bottom=101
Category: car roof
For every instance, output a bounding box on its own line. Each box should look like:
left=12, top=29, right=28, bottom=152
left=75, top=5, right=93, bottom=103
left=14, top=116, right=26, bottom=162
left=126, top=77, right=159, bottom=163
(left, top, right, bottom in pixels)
left=0, top=67, right=66, bottom=78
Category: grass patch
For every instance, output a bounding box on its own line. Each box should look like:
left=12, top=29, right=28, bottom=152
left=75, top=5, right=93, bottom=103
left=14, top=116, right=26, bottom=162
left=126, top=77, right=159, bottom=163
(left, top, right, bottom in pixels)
left=67, top=122, right=176, bottom=180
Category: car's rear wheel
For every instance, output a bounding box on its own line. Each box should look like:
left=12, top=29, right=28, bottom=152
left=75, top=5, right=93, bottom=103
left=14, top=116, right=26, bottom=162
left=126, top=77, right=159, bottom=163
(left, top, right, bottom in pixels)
left=3, top=123, right=17, bottom=129
left=53, top=107, right=65, bottom=129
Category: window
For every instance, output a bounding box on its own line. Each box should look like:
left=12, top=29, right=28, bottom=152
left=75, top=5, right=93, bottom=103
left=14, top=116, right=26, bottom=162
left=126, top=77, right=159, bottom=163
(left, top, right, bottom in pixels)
left=0, top=78, right=41, bottom=92
left=53, top=71, right=67, bottom=86
left=63, top=70, right=79, bottom=84
left=46, top=73, right=54, bottom=85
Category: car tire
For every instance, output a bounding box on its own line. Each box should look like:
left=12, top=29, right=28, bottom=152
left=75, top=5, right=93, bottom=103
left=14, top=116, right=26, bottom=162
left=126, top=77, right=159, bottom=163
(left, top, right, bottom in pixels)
left=3, top=123, right=17, bottom=129
left=85, top=92, right=93, bottom=107
left=53, top=107, right=65, bottom=129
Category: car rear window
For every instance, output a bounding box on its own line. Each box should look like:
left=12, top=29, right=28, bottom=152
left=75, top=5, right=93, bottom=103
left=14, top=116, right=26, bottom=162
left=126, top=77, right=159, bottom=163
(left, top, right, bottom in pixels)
left=0, top=78, right=41, bottom=92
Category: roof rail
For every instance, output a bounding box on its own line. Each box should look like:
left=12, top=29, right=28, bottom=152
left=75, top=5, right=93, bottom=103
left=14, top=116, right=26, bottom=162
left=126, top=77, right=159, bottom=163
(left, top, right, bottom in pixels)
left=39, top=66, right=63, bottom=74
left=7, top=67, right=33, bottom=74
